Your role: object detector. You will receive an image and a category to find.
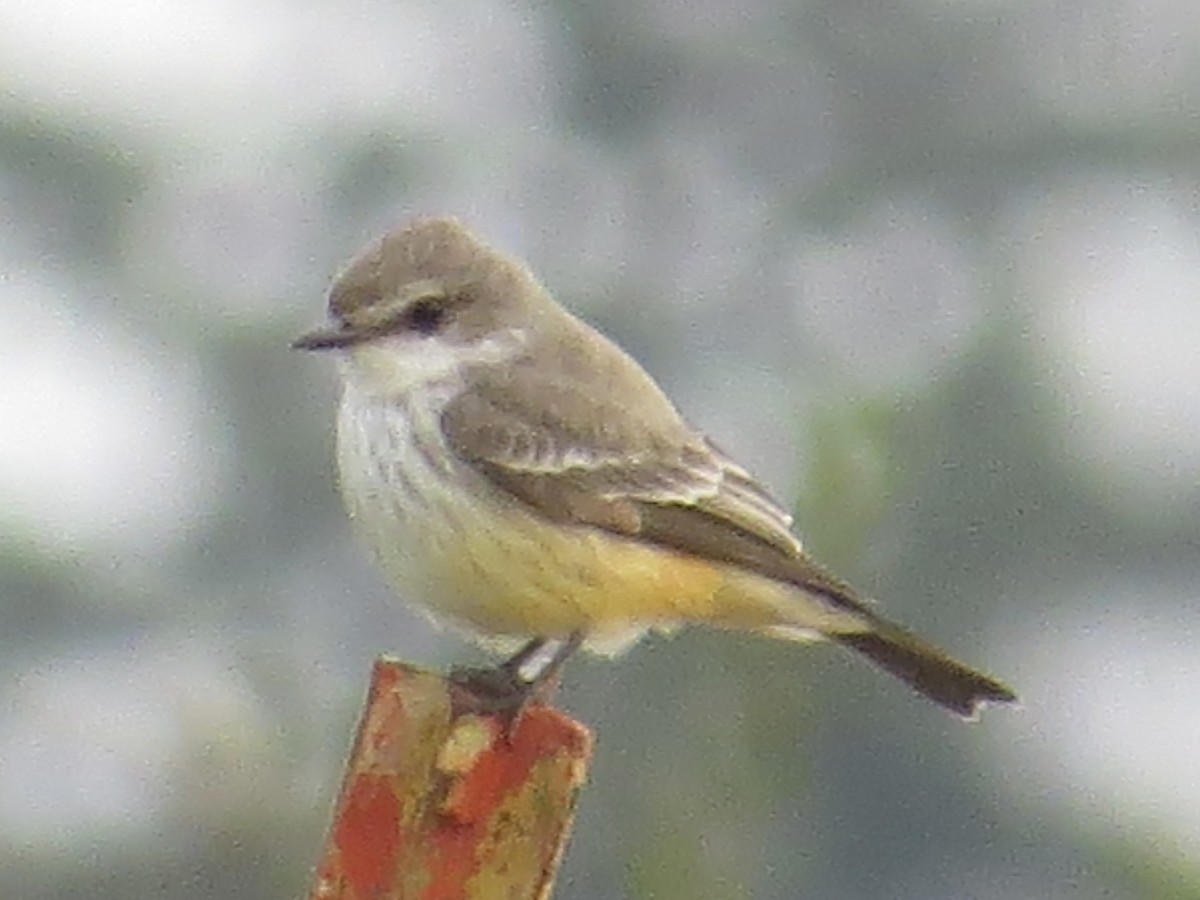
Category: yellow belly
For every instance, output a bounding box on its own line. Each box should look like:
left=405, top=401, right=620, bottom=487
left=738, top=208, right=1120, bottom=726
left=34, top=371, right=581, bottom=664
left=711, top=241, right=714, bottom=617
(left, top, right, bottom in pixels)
left=337, top=385, right=849, bottom=654
left=436, top=508, right=729, bottom=641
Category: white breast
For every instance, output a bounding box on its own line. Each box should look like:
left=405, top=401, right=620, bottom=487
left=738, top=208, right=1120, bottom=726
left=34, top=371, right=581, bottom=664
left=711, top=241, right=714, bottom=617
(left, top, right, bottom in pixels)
left=335, top=382, right=467, bottom=607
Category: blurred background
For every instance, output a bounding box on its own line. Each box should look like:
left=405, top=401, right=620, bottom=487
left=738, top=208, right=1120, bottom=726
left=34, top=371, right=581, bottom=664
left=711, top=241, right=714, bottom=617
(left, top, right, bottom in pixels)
left=3, top=1, right=1199, bottom=897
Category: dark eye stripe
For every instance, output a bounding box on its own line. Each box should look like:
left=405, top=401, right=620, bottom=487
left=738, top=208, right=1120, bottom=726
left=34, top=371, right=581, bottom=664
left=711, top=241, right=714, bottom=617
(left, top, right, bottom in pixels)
left=404, top=298, right=448, bottom=335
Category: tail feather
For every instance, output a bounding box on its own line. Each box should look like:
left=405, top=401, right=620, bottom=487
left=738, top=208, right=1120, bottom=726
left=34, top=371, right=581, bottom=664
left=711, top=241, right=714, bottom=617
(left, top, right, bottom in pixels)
left=835, top=627, right=1016, bottom=719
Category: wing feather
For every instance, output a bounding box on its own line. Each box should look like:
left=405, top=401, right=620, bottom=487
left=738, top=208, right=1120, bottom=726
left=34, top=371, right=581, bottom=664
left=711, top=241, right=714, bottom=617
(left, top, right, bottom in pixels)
left=440, top=360, right=862, bottom=609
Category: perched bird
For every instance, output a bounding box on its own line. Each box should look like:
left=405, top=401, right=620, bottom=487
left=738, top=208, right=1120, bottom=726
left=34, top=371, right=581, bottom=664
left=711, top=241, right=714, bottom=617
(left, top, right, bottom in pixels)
left=294, top=217, right=1015, bottom=719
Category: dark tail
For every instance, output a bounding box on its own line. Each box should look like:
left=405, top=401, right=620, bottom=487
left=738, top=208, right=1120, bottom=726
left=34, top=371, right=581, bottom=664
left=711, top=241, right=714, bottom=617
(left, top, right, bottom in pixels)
left=835, top=624, right=1016, bottom=720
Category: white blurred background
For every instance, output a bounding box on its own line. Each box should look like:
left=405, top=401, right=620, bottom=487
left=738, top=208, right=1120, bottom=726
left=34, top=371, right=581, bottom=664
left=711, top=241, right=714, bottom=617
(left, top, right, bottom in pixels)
left=2, top=1, right=1199, bottom=898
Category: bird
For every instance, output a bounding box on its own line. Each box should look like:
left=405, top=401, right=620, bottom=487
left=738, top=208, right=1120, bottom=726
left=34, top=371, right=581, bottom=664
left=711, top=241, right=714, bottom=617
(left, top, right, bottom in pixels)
left=294, top=216, right=1016, bottom=720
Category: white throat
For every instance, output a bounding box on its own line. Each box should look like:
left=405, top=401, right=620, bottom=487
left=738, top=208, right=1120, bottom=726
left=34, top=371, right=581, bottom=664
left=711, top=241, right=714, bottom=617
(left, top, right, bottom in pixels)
left=338, top=326, right=528, bottom=399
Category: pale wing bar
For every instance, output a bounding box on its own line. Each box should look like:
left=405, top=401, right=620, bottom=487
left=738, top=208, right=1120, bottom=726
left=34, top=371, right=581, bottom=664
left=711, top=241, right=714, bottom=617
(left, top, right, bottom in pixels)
left=442, top=392, right=869, bottom=616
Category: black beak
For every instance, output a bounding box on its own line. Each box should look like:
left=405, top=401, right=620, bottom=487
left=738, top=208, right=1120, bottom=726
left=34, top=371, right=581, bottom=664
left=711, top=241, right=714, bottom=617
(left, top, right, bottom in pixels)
left=291, top=324, right=365, bottom=351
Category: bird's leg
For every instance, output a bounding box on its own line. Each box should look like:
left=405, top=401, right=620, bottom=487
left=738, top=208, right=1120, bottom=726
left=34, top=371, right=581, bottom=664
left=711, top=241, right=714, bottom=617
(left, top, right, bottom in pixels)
left=522, top=632, right=583, bottom=697
left=450, top=637, right=547, bottom=702
left=449, top=633, right=583, bottom=724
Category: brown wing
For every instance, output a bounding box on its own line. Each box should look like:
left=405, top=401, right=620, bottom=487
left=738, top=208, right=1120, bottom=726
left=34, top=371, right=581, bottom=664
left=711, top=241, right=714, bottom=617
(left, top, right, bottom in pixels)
left=440, top=336, right=1018, bottom=717
left=440, top=348, right=863, bottom=610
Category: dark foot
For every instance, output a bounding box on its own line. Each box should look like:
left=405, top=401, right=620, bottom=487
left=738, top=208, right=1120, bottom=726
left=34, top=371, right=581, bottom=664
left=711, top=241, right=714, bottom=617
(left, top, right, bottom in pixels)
left=447, top=634, right=584, bottom=732
left=448, top=663, right=535, bottom=718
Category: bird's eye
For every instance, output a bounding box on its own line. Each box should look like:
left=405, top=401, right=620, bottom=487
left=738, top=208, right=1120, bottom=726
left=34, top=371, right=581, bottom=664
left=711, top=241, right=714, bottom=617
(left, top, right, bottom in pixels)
left=405, top=298, right=447, bottom=336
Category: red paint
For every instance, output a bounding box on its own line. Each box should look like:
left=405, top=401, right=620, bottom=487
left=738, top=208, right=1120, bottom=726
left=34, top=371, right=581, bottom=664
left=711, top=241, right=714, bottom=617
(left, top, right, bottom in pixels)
left=310, top=664, right=590, bottom=899
left=334, top=774, right=404, bottom=896
left=418, top=709, right=577, bottom=899
left=443, top=708, right=582, bottom=825
left=420, top=826, right=477, bottom=900
left=370, top=659, right=403, bottom=697
left=366, top=663, right=411, bottom=759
